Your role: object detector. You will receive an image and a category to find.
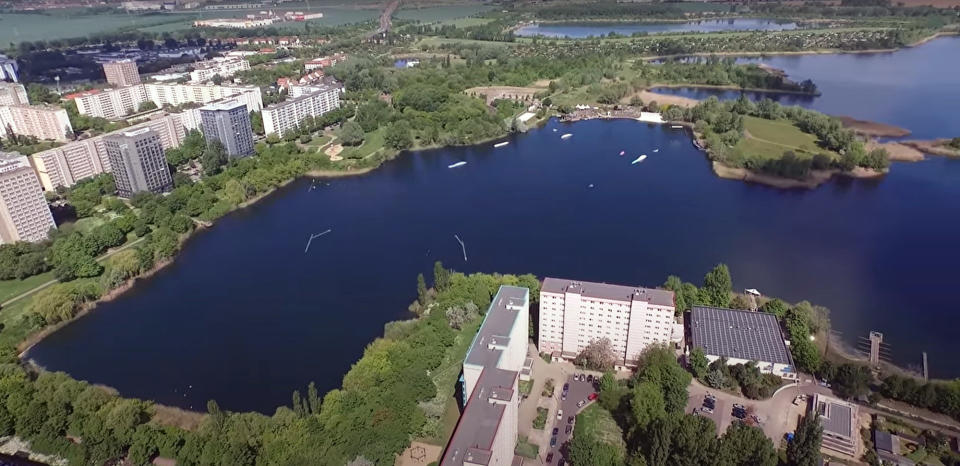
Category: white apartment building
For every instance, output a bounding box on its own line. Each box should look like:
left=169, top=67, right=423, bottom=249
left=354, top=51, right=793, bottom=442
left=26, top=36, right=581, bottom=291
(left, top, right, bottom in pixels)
left=442, top=286, right=529, bottom=466
left=262, top=85, right=340, bottom=137
left=0, top=54, right=19, bottom=83
left=189, top=57, right=250, bottom=83
left=30, top=112, right=188, bottom=191
left=103, top=60, right=141, bottom=87
left=70, top=86, right=147, bottom=120
left=0, top=152, right=56, bottom=243
left=0, top=82, right=28, bottom=106
left=70, top=83, right=262, bottom=120
left=539, top=278, right=678, bottom=368
left=0, top=105, right=74, bottom=142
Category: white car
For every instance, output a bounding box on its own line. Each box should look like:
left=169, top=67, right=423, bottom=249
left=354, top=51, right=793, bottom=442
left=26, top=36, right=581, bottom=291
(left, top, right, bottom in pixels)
left=557, top=409, right=563, bottom=420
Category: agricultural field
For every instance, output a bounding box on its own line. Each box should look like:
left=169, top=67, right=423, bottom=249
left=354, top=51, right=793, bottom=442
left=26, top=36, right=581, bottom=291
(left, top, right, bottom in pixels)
left=735, top=116, right=835, bottom=160
left=0, top=12, right=185, bottom=44
left=395, top=4, right=495, bottom=23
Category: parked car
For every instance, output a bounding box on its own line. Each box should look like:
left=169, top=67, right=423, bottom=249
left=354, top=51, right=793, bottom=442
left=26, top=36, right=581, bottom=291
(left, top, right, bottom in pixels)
left=550, top=436, right=557, bottom=447
left=587, top=375, right=594, bottom=382
left=557, top=458, right=565, bottom=466
left=552, top=427, right=559, bottom=436
left=565, top=425, right=572, bottom=434
left=557, top=409, right=563, bottom=420
left=701, top=405, right=713, bottom=414
left=588, top=392, right=598, bottom=401
left=577, top=399, right=585, bottom=408
left=563, top=383, right=570, bottom=391
left=567, top=416, right=574, bottom=424
left=546, top=453, right=554, bottom=463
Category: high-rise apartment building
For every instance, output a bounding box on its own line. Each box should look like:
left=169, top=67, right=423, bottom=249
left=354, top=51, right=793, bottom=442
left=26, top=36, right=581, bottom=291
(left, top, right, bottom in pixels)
left=189, top=57, right=250, bottom=83
left=0, top=82, right=28, bottom=106
left=441, top=286, right=529, bottom=466
left=199, top=99, right=254, bottom=158
left=262, top=84, right=340, bottom=137
left=0, top=152, right=56, bottom=243
left=0, top=105, right=74, bottom=142
left=103, top=60, right=141, bottom=87
left=0, top=54, right=19, bottom=83
left=69, top=83, right=262, bottom=120
left=539, top=278, right=678, bottom=368
left=31, top=112, right=188, bottom=191
left=104, top=128, right=173, bottom=197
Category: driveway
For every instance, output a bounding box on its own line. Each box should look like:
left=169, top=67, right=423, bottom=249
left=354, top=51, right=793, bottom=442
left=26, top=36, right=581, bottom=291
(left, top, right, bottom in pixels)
left=543, top=372, right=600, bottom=464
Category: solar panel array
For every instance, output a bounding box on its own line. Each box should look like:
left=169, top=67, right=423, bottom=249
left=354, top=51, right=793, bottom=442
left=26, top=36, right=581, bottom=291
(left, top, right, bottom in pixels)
left=690, top=306, right=792, bottom=365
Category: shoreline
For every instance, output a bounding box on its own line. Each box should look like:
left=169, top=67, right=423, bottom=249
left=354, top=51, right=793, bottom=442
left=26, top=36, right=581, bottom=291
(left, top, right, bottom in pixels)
left=649, top=82, right=820, bottom=97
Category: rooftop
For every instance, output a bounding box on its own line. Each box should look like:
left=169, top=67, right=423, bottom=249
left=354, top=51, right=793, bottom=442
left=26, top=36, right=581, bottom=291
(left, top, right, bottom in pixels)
left=0, top=152, right=30, bottom=173
left=541, top=277, right=675, bottom=307
left=442, top=286, right=528, bottom=466
left=689, top=306, right=792, bottom=365
left=199, top=98, right=245, bottom=112
left=815, top=393, right=854, bottom=438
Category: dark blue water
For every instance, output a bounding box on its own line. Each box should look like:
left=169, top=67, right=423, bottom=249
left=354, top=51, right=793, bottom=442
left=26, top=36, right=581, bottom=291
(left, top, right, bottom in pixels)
left=515, top=19, right=798, bottom=38
left=651, top=36, right=960, bottom=140
left=28, top=39, right=960, bottom=414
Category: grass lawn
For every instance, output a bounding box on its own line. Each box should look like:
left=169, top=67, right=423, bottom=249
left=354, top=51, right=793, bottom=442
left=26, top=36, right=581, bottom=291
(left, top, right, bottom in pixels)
left=69, top=216, right=106, bottom=235
left=395, top=4, right=494, bottom=23
left=0, top=299, right=34, bottom=349
left=351, top=127, right=387, bottom=160
left=735, top=116, right=836, bottom=160
left=417, top=37, right=520, bottom=49
left=0, top=271, right=56, bottom=304
left=436, top=17, right=495, bottom=28
left=519, top=379, right=534, bottom=396
left=575, top=404, right=627, bottom=454
left=515, top=435, right=539, bottom=459
left=533, top=407, right=548, bottom=430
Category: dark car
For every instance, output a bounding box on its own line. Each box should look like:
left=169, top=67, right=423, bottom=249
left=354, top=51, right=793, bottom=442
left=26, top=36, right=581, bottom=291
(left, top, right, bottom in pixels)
left=565, top=425, right=572, bottom=434
left=567, top=415, right=574, bottom=424
left=587, top=374, right=594, bottom=382
left=563, top=383, right=570, bottom=391
left=546, top=453, right=554, bottom=463
left=557, top=458, right=565, bottom=466
left=550, top=436, right=557, bottom=447
left=552, top=427, right=559, bottom=436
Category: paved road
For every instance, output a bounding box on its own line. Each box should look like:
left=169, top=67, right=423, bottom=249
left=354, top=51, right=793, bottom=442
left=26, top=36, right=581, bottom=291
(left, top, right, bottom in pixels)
left=544, top=373, right=599, bottom=464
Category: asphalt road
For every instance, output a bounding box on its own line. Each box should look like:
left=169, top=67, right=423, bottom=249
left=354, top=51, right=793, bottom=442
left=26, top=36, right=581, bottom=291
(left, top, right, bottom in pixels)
left=546, top=372, right=599, bottom=463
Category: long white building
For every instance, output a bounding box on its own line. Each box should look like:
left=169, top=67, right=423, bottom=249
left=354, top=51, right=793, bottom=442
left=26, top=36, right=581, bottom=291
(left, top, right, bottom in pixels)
left=30, top=112, right=188, bottom=191
left=442, top=286, right=529, bottom=466
left=539, top=278, right=679, bottom=368
left=0, top=105, right=73, bottom=142
left=0, top=152, right=56, bottom=243
left=70, top=83, right=262, bottom=120
left=0, top=82, right=28, bottom=106
left=189, top=57, right=250, bottom=83
left=262, top=84, right=340, bottom=137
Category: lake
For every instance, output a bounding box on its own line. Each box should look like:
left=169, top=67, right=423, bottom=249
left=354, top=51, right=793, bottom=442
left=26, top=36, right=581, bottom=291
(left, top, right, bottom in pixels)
left=650, top=36, right=960, bottom=140
left=28, top=39, right=960, bottom=414
left=515, top=19, right=799, bottom=39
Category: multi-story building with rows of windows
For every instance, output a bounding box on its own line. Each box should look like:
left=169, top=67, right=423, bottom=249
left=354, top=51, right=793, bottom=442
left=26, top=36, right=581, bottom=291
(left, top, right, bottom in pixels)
left=0, top=152, right=56, bottom=243
left=262, top=84, right=340, bottom=137
left=539, top=278, right=680, bottom=368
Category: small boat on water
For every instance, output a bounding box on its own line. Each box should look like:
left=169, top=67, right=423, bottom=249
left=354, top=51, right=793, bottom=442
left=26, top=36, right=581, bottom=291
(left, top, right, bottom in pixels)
left=494, top=141, right=509, bottom=148
left=561, top=133, right=573, bottom=140
left=671, top=125, right=683, bottom=129
left=653, top=149, right=659, bottom=153
left=631, top=155, right=647, bottom=165
left=552, top=128, right=558, bottom=132
left=619, top=150, right=625, bottom=156
left=448, top=161, right=467, bottom=169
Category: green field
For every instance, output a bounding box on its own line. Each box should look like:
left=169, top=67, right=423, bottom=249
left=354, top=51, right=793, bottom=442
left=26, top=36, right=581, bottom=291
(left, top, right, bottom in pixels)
left=0, top=12, right=186, bottom=44
left=575, top=404, right=627, bottom=454
left=735, top=116, right=834, bottom=160
left=0, top=271, right=55, bottom=304
left=395, top=4, right=495, bottom=23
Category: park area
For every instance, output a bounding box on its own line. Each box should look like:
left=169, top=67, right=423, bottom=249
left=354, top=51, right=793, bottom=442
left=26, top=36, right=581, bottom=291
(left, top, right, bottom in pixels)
left=735, top=116, right=837, bottom=162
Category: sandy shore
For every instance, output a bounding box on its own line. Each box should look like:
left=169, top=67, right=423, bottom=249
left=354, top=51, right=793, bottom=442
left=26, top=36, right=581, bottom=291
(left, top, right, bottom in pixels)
left=901, top=139, right=960, bottom=158
left=837, top=116, right=911, bottom=138
left=632, top=90, right=700, bottom=108
left=867, top=140, right=925, bottom=162
left=712, top=162, right=883, bottom=189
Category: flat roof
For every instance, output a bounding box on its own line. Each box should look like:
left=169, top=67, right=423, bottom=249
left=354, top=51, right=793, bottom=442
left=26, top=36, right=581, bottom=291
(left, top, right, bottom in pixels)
left=689, top=306, right=792, bottom=365
left=442, top=286, right=528, bottom=466
left=541, top=277, right=675, bottom=307
left=815, top=393, right=854, bottom=438
left=199, top=98, right=245, bottom=111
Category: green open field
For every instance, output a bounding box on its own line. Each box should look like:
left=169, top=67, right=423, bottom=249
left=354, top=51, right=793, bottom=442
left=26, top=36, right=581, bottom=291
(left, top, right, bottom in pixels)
left=0, top=271, right=55, bottom=304
left=575, top=404, right=627, bottom=453
left=417, top=36, right=520, bottom=49
left=395, top=4, right=495, bottom=23
left=513, top=26, right=887, bottom=44
left=0, top=12, right=186, bottom=44
left=735, top=116, right=834, bottom=160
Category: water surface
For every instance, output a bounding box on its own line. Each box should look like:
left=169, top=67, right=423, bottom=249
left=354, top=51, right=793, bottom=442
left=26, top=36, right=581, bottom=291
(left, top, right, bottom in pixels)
left=515, top=19, right=798, bottom=38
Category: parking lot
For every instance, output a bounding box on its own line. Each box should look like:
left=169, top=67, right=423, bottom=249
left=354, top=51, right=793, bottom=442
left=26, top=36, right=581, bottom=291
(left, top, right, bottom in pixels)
left=543, top=372, right=599, bottom=464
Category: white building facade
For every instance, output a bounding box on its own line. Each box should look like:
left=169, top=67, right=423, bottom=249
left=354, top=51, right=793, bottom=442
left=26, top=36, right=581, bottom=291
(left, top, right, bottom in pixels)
left=71, top=83, right=262, bottom=120
left=0, top=152, right=56, bottom=243
left=189, top=57, right=250, bottom=83
left=539, top=278, right=678, bottom=368
left=0, top=82, right=28, bottom=106
left=262, top=85, right=340, bottom=137
left=0, top=105, right=73, bottom=142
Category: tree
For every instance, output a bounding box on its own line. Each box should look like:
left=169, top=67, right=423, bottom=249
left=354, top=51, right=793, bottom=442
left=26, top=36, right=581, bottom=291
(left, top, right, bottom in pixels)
left=211, top=74, right=224, bottom=85
left=416, top=273, right=427, bottom=306
left=433, top=261, right=449, bottom=292
left=702, top=263, right=732, bottom=308
left=202, top=140, right=228, bottom=176
left=717, top=423, right=777, bottom=466
left=787, top=413, right=822, bottom=466
left=445, top=302, right=480, bottom=330
left=759, top=298, right=788, bottom=318
left=635, top=345, right=692, bottom=414
left=137, top=101, right=158, bottom=113
left=568, top=435, right=622, bottom=466
left=631, top=380, right=667, bottom=431
left=688, top=347, right=708, bottom=379
left=790, top=337, right=821, bottom=373
left=575, top=338, right=617, bottom=371
left=339, top=121, right=365, bottom=146
left=384, top=121, right=413, bottom=150
left=831, top=363, right=871, bottom=400
left=250, top=111, right=264, bottom=135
